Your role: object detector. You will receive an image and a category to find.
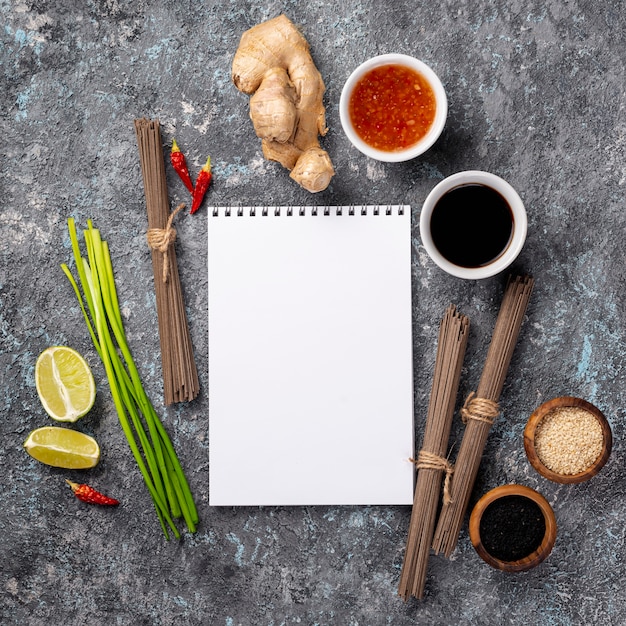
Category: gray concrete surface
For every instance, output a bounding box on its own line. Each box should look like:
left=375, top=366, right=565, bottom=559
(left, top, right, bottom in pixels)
left=2, top=1, right=625, bottom=624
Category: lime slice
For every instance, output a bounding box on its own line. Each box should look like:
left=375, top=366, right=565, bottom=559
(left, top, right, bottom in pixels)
left=23, top=426, right=100, bottom=469
left=35, top=346, right=96, bottom=422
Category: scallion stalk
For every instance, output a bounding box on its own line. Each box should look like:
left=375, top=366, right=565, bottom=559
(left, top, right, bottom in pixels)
left=61, top=218, right=198, bottom=539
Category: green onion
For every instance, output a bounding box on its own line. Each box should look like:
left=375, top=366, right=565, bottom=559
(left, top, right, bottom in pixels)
left=61, top=218, right=198, bottom=539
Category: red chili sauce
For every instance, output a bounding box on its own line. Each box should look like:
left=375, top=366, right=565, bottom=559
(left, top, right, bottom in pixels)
left=348, top=64, right=436, bottom=152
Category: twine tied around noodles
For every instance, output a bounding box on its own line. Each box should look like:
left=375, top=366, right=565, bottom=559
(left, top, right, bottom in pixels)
left=460, top=392, right=500, bottom=426
left=411, top=450, right=455, bottom=506
left=146, top=203, right=185, bottom=283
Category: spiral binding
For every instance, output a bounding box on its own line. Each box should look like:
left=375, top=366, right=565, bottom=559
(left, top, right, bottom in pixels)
left=209, top=205, right=409, bottom=217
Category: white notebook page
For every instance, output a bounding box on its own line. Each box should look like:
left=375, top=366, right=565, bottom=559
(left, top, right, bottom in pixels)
left=208, top=205, right=414, bottom=506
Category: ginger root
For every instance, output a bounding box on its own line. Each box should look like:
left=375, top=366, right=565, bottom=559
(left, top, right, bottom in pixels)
left=232, top=14, right=335, bottom=193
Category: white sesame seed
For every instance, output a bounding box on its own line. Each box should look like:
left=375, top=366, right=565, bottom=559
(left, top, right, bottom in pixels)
left=534, top=406, right=603, bottom=475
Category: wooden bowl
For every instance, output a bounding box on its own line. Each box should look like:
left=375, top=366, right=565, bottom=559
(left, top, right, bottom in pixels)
left=524, top=396, right=612, bottom=484
left=469, top=484, right=557, bottom=572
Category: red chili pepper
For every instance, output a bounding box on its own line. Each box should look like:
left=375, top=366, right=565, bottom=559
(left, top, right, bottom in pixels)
left=191, top=156, right=212, bottom=214
left=66, top=480, right=120, bottom=506
left=170, top=139, right=195, bottom=194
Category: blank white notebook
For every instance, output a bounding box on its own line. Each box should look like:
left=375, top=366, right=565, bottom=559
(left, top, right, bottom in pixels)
left=208, top=205, right=414, bottom=506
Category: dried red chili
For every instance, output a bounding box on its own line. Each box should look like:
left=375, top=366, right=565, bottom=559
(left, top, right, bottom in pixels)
left=170, top=139, right=194, bottom=194
left=191, top=156, right=212, bottom=214
left=66, top=480, right=120, bottom=506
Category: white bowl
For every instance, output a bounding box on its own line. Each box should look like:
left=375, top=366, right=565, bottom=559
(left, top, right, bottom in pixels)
left=419, top=171, right=527, bottom=280
left=339, top=53, right=447, bottom=162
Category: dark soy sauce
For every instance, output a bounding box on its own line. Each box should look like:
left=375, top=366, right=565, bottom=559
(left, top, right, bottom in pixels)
left=430, top=184, right=514, bottom=268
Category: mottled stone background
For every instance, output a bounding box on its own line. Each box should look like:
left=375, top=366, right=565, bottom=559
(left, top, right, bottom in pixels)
left=2, top=1, right=625, bottom=624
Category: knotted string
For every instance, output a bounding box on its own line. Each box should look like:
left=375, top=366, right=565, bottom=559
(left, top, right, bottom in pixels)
left=146, top=203, right=185, bottom=283
left=411, top=450, right=454, bottom=506
left=460, top=391, right=500, bottom=425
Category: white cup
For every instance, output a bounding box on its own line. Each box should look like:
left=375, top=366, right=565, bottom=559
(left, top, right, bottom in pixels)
left=419, top=171, right=527, bottom=279
left=339, top=53, right=447, bottom=162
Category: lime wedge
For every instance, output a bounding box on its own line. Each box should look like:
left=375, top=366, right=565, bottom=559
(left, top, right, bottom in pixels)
left=35, top=346, right=96, bottom=422
left=23, top=426, right=100, bottom=469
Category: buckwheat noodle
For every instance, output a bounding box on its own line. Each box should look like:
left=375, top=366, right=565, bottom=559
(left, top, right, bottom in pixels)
left=398, top=305, right=469, bottom=601
left=134, top=118, right=200, bottom=405
left=431, top=274, right=534, bottom=557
